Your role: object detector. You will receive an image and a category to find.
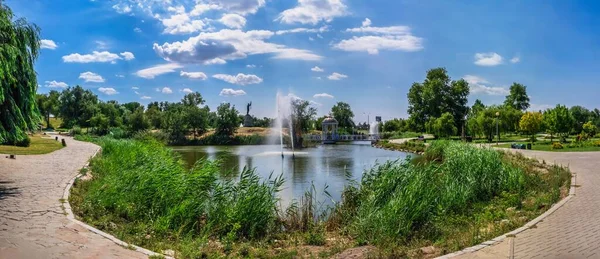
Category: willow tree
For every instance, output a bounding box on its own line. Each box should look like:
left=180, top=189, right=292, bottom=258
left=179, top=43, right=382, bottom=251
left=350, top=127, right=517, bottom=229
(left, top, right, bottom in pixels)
left=0, top=4, right=41, bottom=145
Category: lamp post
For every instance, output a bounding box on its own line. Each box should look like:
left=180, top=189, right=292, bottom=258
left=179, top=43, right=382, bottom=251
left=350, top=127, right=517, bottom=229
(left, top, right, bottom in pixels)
left=363, top=112, right=370, bottom=132
left=495, top=111, right=500, bottom=146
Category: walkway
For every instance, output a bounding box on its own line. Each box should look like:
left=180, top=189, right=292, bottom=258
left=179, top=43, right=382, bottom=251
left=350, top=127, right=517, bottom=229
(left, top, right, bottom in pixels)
left=0, top=136, right=146, bottom=259
left=457, top=149, right=600, bottom=259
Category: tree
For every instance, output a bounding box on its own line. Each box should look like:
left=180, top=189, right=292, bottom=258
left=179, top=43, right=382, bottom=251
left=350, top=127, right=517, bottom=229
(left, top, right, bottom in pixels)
left=215, top=103, right=240, bottom=137
left=182, top=92, right=204, bottom=107
left=503, top=83, right=530, bottom=111
left=331, top=102, right=354, bottom=133
left=407, top=68, right=469, bottom=132
left=163, top=104, right=190, bottom=143
left=59, top=86, right=99, bottom=128
left=145, top=105, right=163, bottom=129
left=0, top=4, right=41, bottom=144
left=472, top=106, right=503, bottom=142
left=90, top=113, right=110, bottom=135
left=582, top=121, right=597, bottom=139
left=127, top=107, right=150, bottom=133
left=544, top=105, right=574, bottom=142
left=427, top=112, right=456, bottom=139
left=383, top=118, right=406, bottom=133
left=291, top=99, right=317, bottom=147
left=569, top=106, right=592, bottom=133
left=519, top=112, right=542, bottom=143
left=471, top=99, right=485, bottom=115
left=36, top=90, right=60, bottom=128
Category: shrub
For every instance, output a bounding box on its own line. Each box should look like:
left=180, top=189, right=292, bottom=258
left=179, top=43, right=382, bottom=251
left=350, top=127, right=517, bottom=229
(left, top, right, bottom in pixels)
left=108, top=127, right=128, bottom=139
left=552, top=142, right=564, bottom=149
left=15, top=136, right=31, bottom=147
left=70, top=126, right=82, bottom=136
left=593, top=141, right=600, bottom=147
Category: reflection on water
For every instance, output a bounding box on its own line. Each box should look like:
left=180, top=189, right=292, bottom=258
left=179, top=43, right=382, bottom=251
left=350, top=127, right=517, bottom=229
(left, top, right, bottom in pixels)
left=171, top=144, right=411, bottom=206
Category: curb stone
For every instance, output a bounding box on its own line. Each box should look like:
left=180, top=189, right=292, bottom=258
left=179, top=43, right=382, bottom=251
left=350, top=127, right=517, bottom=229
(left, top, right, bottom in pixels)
left=435, top=154, right=577, bottom=258
left=62, top=147, right=174, bottom=259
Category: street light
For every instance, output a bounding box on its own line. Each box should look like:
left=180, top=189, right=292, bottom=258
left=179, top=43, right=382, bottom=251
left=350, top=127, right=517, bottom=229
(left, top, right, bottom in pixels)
left=363, top=112, right=370, bottom=130
left=495, top=111, right=500, bottom=146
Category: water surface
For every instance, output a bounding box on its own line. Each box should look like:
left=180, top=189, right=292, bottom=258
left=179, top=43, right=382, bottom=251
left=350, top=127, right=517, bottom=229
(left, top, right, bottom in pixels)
left=171, top=143, right=411, bottom=205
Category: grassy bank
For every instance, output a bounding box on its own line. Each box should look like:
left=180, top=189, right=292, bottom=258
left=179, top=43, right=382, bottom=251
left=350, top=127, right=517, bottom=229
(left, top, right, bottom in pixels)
left=497, top=140, right=600, bottom=152
left=375, top=139, right=427, bottom=153
left=71, top=139, right=571, bottom=258
left=0, top=134, right=64, bottom=155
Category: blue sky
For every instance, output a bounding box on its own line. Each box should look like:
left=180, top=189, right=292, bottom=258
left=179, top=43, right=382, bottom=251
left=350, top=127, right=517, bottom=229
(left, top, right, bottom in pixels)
left=8, top=0, right=600, bottom=122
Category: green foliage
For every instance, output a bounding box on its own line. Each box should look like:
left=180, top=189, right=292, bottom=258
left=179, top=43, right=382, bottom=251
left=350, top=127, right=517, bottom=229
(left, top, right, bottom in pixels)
left=582, top=121, right=597, bottom=139
left=0, top=4, right=42, bottom=144
left=503, top=83, right=530, bottom=111
left=331, top=102, right=355, bottom=131
left=59, top=86, right=99, bottom=128
left=551, top=142, right=564, bottom=150
left=519, top=112, right=542, bottom=142
left=71, top=138, right=284, bottom=242
left=291, top=99, right=317, bottom=147
left=36, top=90, right=60, bottom=129
left=543, top=104, right=574, bottom=142
left=407, top=68, right=469, bottom=132
left=215, top=103, right=240, bottom=138
left=570, top=106, right=593, bottom=133
left=126, top=107, right=150, bottom=134
left=15, top=135, right=31, bottom=147
left=70, top=126, right=82, bottom=136
left=426, top=112, right=456, bottom=138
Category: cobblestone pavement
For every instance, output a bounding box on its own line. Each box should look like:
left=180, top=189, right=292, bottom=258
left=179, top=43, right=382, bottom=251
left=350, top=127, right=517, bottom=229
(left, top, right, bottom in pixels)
left=457, top=149, right=600, bottom=259
left=0, top=136, right=146, bottom=259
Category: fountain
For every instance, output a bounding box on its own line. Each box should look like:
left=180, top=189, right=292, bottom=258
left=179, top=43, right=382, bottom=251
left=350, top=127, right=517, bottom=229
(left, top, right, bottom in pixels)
left=369, top=121, right=380, bottom=135
left=271, top=92, right=298, bottom=158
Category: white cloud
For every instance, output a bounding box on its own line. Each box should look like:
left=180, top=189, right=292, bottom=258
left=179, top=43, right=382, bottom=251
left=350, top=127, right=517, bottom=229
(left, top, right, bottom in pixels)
left=309, top=100, right=322, bottom=107
left=40, top=39, right=58, bottom=50
left=211, top=0, right=265, bottom=15
left=474, top=52, right=503, bottom=66
left=44, top=80, right=68, bottom=88
left=220, top=88, right=247, bottom=96
left=120, top=52, right=135, bottom=60
left=141, top=96, right=152, bottom=100
left=219, top=13, right=246, bottom=29
left=275, top=25, right=329, bottom=35
left=327, top=72, right=347, bottom=80
left=510, top=56, right=520, bottom=63
left=115, top=74, right=125, bottom=78
left=160, top=13, right=207, bottom=34
left=162, top=87, right=173, bottom=94
left=78, top=71, right=105, bottom=83
left=313, top=93, right=334, bottom=98
left=134, top=27, right=142, bottom=33
left=213, top=73, right=263, bottom=85
left=190, top=3, right=222, bottom=16
left=135, top=63, right=183, bottom=79
left=181, top=88, right=194, bottom=93
left=98, top=87, right=118, bottom=95
left=180, top=71, right=208, bottom=80
left=334, top=20, right=423, bottom=54
left=135, top=91, right=140, bottom=95
left=309, top=36, right=314, bottom=41
left=362, top=18, right=371, bottom=27
left=311, top=66, right=324, bottom=72
left=95, top=40, right=109, bottom=50
left=277, top=0, right=348, bottom=25
left=463, top=75, right=509, bottom=96
left=132, top=86, right=139, bottom=90
left=62, top=51, right=122, bottom=63
left=528, top=103, right=552, bottom=112
left=246, top=64, right=256, bottom=68
left=153, top=29, right=322, bottom=63
left=112, top=3, right=132, bottom=14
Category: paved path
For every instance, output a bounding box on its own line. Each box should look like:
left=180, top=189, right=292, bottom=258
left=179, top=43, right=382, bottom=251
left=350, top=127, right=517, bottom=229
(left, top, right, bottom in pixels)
left=0, top=136, right=146, bottom=259
left=457, top=149, right=600, bottom=259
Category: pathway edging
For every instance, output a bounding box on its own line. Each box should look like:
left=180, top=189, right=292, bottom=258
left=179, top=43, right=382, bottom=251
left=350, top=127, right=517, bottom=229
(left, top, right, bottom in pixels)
left=435, top=152, right=577, bottom=258
left=61, top=147, right=174, bottom=259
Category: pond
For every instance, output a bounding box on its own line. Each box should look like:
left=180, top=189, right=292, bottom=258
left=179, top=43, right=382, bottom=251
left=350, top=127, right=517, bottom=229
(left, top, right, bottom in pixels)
left=171, top=143, right=412, bottom=206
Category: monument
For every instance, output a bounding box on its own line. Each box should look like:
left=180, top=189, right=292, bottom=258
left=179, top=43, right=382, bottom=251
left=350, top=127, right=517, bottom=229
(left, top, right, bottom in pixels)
left=243, top=102, right=253, bottom=127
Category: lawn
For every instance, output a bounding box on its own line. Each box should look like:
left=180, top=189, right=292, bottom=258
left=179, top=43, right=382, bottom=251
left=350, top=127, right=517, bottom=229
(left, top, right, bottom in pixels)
left=0, top=134, right=64, bottom=155
left=497, top=141, right=600, bottom=152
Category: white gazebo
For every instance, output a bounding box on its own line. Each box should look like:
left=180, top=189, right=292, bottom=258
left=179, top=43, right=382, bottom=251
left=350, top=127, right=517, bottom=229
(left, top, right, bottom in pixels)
left=321, top=115, right=338, bottom=144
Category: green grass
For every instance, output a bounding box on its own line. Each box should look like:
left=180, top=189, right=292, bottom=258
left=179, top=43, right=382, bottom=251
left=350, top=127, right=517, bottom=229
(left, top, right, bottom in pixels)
left=497, top=141, right=600, bottom=152
left=0, top=134, right=64, bottom=155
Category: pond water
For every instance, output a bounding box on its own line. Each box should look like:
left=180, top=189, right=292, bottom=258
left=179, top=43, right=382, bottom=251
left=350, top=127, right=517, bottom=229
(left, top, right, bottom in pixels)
left=171, top=143, right=412, bottom=206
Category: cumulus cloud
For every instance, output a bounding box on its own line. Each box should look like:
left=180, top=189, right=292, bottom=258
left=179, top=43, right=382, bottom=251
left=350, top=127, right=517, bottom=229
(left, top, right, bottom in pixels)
left=153, top=29, right=322, bottom=64
left=40, top=39, right=58, bottom=50
left=211, top=0, right=265, bottom=15
left=132, top=86, right=139, bottom=90
left=213, top=73, right=263, bottom=85
left=510, top=56, right=520, bottom=63
left=141, top=96, right=152, bottom=100
left=78, top=71, right=105, bottom=83
left=162, top=87, right=173, bottom=94
left=327, top=72, right=347, bottom=80
left=334, top=20, right=423, bottom=54
left=463, top=75, right=509, bottom=95
left=311, top=66, right=324, bottom=72
left=474, top=52, right=503, bottom=66
left=98, top=87, right=118, bottom=95
left=135, top=63, right=183, bottom=79
left=62, top=51, right=122, bottom=63
left=134, top=27, right=142, bottom=33
left=180, top=71, right=208, bottom=80
left=275, top=25, right=329, bottom=35
left=112, top=3, right=132, bottom=14
left=220, top=13, right=246, bottom=29
left=181, top=88, right=194, bottom=93
left=277, top=0, right=348, bottom=25
left=190, top=3, right=222, bottom=16
left=246, top=64, right=256, bottom=68
left=219, top=88, right=247, bottom=96
left=120, top=52, right=135, bottom=60
left=44, top=80, right=68, bottom=88
left=313, top=93, right=334, bottom=98
left=161, top=13, right=208, bottom=35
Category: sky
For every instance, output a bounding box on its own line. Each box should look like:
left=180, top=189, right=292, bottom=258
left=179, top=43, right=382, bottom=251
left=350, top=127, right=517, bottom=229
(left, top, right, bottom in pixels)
left=8, top=0, right=600, bottom=123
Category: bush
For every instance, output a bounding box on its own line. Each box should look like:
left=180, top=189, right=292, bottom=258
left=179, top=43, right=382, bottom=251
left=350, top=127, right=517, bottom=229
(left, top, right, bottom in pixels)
left=70, top=126, right=82, bottom=136
left=552, top=142, right=564, bottom=149
left=108, top=127, right=128, bottom=139
left=594, top=141, right=600, bottom=147
left=15, top=136, right=31, bottom=147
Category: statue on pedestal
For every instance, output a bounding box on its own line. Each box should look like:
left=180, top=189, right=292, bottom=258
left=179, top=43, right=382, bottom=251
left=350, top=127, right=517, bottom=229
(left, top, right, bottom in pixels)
left=243, top=102, right=253, bottom=127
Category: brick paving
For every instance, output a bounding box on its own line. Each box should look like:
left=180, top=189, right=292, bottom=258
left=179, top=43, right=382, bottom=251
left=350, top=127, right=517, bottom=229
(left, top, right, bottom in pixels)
left=457, top=150, right=600, bottom=259
left=0, top=136, right=146, bottom=259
